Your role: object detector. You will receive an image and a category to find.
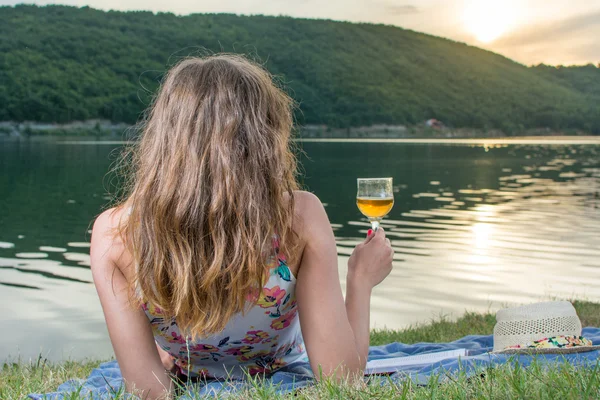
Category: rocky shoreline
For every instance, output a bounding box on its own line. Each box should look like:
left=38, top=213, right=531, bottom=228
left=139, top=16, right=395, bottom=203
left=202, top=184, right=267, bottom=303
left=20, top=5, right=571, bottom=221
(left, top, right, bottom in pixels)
left=0, top=120, right=594, bottom=139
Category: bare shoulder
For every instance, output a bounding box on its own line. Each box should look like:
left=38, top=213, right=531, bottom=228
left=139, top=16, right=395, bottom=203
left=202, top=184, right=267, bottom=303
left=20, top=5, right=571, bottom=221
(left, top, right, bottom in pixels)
left=294, top=190, right=323, bottom=213
left=93, top=206, right=122, bottom=231
left=91, top=207, right=132, bottom=275
left=292, top=190, right=331, bottom=237
left=92, top=207, right=125, bottom=243
left=293, top=190, right=327, bottom=219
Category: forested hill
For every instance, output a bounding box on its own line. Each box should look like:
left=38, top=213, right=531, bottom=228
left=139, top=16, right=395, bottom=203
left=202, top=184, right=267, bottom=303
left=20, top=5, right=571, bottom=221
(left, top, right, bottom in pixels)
left=532, top=64, right=600, bottom=98
left=1, top=5, right=599, bottom=133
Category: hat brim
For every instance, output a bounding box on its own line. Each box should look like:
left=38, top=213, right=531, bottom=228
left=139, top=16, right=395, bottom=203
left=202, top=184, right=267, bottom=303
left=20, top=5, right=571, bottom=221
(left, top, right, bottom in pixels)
left=493, top=345, right=600, bottom=355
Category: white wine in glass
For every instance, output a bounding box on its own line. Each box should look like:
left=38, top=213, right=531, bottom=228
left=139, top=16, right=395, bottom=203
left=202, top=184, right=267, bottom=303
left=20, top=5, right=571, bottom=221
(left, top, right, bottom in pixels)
left=356, top=177, right=394, bottom=230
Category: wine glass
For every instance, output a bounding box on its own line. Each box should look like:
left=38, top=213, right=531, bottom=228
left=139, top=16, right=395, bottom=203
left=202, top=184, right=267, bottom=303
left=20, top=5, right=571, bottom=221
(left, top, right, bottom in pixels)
left=356, top=177, right=394, bottom=231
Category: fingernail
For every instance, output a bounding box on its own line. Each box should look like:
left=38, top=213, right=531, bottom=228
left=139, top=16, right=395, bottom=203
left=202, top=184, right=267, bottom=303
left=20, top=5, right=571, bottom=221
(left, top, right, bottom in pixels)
left=367, top=229, right=373, bottom=237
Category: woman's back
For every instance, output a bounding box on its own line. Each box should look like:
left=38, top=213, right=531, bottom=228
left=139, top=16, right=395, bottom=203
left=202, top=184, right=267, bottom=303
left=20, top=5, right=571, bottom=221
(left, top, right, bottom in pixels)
left=146, top=236, right=306, bottom=379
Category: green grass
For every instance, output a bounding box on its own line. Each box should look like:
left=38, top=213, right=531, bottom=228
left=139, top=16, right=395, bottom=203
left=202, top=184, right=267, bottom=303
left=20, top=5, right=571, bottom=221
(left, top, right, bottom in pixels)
left=0, top=357, right=103, bottom=399
left=371, top=299, right=600, bottom=346
left=2, top=300, right=599, bottom=399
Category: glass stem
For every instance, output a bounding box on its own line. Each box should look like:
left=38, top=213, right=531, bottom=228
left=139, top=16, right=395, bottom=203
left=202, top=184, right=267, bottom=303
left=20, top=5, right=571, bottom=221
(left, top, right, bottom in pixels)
left=371, top=220, right=380, bottom=231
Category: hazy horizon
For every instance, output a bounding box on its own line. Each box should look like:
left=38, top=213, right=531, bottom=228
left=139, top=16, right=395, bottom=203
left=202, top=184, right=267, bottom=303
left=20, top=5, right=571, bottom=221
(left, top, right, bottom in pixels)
left=2, top=0, right=600, bottom=66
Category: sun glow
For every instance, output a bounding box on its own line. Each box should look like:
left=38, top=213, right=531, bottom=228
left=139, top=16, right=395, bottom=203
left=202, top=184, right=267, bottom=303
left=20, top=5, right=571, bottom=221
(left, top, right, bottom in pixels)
left=462, top=1, right=518, bottom=43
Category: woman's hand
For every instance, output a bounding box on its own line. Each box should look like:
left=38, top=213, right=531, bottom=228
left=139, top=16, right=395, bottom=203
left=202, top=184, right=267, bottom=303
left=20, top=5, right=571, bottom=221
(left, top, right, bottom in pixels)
left=347, top=227, right=394, bottom=289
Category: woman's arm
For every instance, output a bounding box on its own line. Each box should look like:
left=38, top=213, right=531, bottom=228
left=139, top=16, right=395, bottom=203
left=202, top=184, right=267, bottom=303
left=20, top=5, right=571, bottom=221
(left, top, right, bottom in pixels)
left=295, top=192, right=393, bottom=379
left=90, top=209, right=172, bottom=399
left=345, top=226, right=393, bottom=362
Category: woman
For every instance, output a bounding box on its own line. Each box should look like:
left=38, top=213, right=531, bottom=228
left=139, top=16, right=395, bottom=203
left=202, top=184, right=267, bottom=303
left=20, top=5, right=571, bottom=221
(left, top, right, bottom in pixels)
left=91, top=54, right=393, bottom=399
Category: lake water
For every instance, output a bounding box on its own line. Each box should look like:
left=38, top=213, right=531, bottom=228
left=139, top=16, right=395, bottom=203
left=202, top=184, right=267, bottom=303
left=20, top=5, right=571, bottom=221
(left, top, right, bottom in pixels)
left=1, top=137, right=600, bottom=362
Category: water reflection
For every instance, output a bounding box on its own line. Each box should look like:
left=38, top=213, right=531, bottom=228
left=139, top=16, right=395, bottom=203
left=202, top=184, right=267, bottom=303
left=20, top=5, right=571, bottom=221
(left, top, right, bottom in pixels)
left=0, top=265, right=92, bottom=284
left=306, top=141, right=600, bottom=331
left=39, top=246, right=67, bottom=252
left=0, top=139, right=599, bottom=362
left=0, top=281, right=41, bottom=290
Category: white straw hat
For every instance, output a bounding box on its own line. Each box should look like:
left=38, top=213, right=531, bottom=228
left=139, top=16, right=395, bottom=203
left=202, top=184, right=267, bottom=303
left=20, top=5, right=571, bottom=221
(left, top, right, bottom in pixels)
left=492, top=301, right=600, bottom=354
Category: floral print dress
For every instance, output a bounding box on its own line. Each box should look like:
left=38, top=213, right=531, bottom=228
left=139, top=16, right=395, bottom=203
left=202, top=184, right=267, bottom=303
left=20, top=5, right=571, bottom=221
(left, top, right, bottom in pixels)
left=142, top=239, right=306, bottom=380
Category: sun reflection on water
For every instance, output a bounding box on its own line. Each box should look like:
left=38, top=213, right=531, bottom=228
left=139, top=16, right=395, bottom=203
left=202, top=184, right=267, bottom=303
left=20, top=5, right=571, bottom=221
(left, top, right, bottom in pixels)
left=472, top=222, right=493, bottom=249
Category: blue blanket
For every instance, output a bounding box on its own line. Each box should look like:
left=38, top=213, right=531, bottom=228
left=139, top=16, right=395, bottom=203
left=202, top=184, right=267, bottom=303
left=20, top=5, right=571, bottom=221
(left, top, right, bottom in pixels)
left=30, top=327, right=600, bottom=399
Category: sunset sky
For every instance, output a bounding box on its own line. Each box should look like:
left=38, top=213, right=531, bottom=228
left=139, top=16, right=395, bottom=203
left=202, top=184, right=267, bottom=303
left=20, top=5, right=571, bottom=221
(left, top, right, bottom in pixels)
left=3, top=0, right=599, bottom=66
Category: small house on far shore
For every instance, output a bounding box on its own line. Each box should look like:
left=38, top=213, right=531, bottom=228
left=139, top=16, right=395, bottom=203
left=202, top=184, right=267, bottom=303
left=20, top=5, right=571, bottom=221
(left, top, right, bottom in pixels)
left=426, top=119, right=444, bottom=129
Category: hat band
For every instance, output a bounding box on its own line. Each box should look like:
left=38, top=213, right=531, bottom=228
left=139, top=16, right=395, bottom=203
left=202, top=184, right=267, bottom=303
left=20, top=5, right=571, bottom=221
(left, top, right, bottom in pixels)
left=505, top=335, right=592, bottom=350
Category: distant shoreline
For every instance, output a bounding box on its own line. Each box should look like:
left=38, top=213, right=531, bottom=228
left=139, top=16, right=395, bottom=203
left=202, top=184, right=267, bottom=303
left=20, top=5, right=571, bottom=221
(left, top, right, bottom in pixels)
left=296, top=136, right=600, bottom=145
left=2, top=136, right=599, bottom=146
left=0, top=120, right=598, bottom=142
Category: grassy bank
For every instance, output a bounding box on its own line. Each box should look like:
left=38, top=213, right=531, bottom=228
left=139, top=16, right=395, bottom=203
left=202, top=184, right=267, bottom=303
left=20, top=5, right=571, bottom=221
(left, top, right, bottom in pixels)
left=2, top=300, right=599, bottom=399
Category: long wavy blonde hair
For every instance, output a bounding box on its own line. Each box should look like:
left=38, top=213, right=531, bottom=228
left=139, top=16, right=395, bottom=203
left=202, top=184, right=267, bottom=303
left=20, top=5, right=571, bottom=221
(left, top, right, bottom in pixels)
left=118, top=54, right=299, bottom=338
